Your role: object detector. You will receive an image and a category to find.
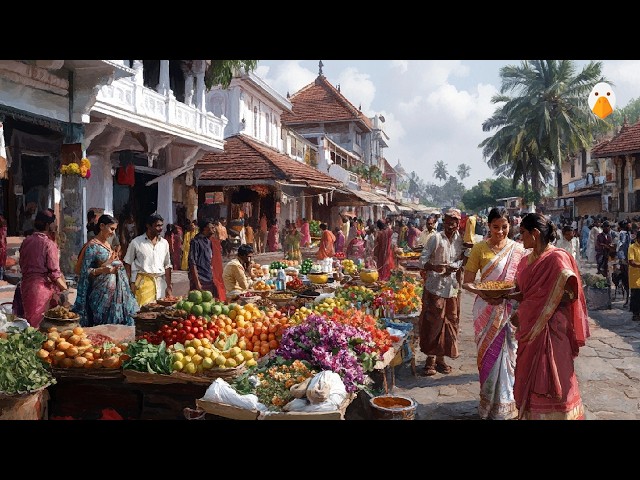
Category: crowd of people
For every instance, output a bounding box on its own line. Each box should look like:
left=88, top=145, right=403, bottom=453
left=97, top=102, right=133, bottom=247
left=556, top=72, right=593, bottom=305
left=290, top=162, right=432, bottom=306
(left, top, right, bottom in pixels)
left=6, top=204, right=616, bottom=420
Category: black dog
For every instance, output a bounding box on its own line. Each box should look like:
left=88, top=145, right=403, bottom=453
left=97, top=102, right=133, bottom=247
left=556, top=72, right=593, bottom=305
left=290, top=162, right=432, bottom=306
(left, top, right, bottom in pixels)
left=611, top=264, right=629, bottom=305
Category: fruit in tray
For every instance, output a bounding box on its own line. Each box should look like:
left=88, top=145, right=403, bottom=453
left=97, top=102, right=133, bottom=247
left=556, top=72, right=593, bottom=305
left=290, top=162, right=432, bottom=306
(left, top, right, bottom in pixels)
left=45, top=306, right=79, bottom=319
left=341, top=259, right=358, bottom=275
left=252, top=280, right=274, bottom=291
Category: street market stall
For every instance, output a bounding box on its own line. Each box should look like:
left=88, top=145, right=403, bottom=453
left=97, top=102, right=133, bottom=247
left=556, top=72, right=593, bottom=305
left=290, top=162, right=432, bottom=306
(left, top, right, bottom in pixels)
left=1, top=259, right=423, bottom=421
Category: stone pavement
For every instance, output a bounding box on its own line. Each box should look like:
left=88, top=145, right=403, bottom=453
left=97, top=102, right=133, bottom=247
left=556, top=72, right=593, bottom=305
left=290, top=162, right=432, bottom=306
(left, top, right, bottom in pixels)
left=387, top=258, right=640, bottom=420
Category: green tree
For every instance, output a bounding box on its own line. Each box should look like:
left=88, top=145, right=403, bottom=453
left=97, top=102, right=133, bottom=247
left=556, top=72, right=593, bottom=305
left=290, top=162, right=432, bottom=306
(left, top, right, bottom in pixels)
left=204, top=60, right=259, bottom=90
left=456, top=163, right=471, bottom=183
left=492, top=60, right=607, bottom=198
left=434, top=160, right=448, bottom=184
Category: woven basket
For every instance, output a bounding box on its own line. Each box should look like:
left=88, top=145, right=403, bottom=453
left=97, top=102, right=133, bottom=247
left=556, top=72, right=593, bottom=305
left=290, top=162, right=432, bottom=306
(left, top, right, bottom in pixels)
left=0, top=383, right=54, bottom=399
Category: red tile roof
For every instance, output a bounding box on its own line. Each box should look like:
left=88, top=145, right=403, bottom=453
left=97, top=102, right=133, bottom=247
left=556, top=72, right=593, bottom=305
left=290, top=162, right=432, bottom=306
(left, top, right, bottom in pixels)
left=281, top=75, right=373, bottom=130
left=591, top=120, right=640, bottom=157
left=196, top=134, right=343, bottom=187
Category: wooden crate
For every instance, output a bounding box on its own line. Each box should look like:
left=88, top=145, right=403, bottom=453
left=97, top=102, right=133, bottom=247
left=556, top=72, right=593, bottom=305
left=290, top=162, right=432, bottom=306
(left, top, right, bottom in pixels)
left=195, top=393, right=356, bottom=420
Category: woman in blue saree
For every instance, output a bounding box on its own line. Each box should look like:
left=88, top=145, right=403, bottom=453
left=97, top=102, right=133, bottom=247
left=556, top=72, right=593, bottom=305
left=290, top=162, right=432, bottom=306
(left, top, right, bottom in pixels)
left=72, top=214, right=139, bottom=327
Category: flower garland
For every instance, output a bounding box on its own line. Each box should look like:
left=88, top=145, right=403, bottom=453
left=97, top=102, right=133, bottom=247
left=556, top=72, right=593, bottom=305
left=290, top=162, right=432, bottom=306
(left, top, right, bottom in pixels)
left=61, top=157, right=91, bottom=178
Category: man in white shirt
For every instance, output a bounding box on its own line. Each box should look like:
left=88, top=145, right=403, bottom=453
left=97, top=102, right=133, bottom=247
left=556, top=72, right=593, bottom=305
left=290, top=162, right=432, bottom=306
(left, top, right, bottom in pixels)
left=124, top=213, right=173, bottom=307
left=556, top=225, right=580, bottom=261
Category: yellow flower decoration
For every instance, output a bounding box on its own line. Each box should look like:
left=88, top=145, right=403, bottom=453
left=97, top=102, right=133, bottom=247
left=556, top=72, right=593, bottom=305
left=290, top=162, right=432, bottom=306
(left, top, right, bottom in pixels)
left=80, top=158, right=91, bottom=169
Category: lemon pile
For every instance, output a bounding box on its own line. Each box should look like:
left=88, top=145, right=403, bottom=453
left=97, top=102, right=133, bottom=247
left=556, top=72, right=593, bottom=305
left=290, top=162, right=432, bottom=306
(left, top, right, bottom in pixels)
left=170, top=337, right=257, bottom=375
left=341, top=259, right=358, bottom=275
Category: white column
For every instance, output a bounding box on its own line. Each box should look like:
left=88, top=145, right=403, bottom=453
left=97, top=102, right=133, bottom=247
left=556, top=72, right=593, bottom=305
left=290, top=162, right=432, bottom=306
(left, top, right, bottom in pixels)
left=184, top=72, right=194, bottom=106
left=194, top=71, right=205, bottom=112
left=157, top=175, right=174, bottom=225
left=85, top=153, right=114, bottom=215
left=157, top=60, right=170, bottom=96
left=133, top=60, right=144, bottom=85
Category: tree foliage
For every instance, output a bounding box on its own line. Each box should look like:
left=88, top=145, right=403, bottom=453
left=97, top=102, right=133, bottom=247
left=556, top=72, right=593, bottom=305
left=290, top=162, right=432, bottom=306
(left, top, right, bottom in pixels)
left=204, top=60, right=258, bottom=90
left=481, top=60, right=607, bottom=199
left=434, top=160, right=448, bottom=184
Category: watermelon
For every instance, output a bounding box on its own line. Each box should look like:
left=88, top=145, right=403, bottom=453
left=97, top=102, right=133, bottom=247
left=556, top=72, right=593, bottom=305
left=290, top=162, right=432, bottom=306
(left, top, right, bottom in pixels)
left=188, top=290, right=203, bottom=304
left=201, top=290, right=214, bottom=303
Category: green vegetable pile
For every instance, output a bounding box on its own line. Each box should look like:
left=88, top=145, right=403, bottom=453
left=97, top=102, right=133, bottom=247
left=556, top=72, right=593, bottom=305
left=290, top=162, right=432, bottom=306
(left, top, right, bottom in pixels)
left=0, top=327, right=55, bottom=395
left=121, top=339, right=173, bottom=374
left=309, top=220, right=321, bottom=237
left=299, top=258, right=314, bottom=274
left=270, top=261, right=287, bottom=270
left=582, top=273, right=609, bottom=289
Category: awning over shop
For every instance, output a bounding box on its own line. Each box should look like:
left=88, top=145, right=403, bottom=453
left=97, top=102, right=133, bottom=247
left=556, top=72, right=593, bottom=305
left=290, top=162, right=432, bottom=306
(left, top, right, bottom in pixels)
left=346, top=188, right=396, bottom=207
left=555, top=188, right=602, bottom=200
left=394, top=202, right=415, bottom=214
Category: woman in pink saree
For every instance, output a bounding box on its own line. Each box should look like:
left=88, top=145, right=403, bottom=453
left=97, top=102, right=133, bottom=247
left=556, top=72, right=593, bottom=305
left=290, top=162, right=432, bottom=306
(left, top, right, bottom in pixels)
left=267, top=219, right=281, bottom=252
left=14, top=210, right=68, bottom=328
left=462, top=207, right=526, bottom=420
left=507, top=212, right=590, bottom=420
left=300, top=218, right=312, bottom=248
left=372, top=219, right=395, bottom=281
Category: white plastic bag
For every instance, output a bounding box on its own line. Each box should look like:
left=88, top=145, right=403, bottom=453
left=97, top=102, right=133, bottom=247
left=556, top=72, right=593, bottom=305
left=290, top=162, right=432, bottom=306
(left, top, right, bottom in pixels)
left=306, top=370, right=347, bottom=405
left=201, top=377, right=266, bottom=411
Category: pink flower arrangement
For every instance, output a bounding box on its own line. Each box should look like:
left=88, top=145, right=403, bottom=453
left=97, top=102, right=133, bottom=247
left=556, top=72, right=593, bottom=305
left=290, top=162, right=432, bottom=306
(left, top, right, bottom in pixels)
left=275, top=313, right=378, bottom=392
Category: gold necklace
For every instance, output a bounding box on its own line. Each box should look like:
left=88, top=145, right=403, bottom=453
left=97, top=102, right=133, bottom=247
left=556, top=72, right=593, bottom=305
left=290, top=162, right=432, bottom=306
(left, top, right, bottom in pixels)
left=489, top=239, right=506, bottom=252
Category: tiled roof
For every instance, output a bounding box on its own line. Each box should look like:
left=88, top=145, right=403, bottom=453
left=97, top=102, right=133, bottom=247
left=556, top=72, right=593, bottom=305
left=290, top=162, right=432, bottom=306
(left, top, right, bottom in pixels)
left=281, top=75, right=373, bottom=130
left=591, top=120, right=640, bottom=157
left=196, top=134, right=343, bottom=187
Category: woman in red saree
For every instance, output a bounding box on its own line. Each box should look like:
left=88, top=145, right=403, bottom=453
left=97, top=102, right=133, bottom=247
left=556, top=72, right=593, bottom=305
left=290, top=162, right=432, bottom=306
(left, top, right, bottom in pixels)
left=508, top=212, right=590, bottom=420
left=373, top=219, right=395, bottom=281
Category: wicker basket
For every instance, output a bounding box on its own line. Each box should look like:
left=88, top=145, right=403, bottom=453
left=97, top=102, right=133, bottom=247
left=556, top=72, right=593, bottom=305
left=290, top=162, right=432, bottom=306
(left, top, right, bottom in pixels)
left=134, top=312, right=163, bottom=337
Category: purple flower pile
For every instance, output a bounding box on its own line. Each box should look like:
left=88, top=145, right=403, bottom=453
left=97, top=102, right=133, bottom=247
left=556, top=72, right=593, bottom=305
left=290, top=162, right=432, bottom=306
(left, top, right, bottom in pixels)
left=275, top=314, right=378, bottom=392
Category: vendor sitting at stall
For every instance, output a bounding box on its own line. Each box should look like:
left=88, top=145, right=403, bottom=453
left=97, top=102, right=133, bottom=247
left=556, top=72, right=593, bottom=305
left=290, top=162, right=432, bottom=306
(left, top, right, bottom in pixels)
left=222, top=243, right=254, bottom=299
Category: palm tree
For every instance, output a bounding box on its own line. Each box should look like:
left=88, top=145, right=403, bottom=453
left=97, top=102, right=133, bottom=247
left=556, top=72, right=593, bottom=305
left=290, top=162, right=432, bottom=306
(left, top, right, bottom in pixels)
left=480, top=103, right=552, bottom=204
left=434, top=160, right=448, bottom=184
left=493, top=60, right=607, bottom=197
left=204, top=60, right=258, bottom=90
left=456, top=163, right=471, bottom=183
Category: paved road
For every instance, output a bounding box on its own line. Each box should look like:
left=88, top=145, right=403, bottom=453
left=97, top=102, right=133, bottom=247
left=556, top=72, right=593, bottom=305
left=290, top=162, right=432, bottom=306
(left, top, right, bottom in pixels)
left=386, top=260, right=640, bottom=420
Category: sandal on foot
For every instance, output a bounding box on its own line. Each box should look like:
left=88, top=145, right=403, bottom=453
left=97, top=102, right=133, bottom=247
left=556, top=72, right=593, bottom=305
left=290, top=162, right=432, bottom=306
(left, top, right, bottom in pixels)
left=423, top=366, right=437, bottom=376
left=436, top=363, right=452, bottom=374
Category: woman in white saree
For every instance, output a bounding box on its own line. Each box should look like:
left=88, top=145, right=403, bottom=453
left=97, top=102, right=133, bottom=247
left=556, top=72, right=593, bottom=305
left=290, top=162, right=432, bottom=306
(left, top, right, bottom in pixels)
left=462, top=207, right=527, bottom=420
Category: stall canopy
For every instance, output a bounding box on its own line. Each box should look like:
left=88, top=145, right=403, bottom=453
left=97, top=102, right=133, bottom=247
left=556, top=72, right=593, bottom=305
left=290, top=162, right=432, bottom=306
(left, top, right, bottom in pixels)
left=346, top=188, right=396, bottom=207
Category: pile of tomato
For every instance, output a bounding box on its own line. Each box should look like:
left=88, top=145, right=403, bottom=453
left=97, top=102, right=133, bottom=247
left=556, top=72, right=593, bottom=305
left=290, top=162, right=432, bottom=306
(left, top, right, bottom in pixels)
left=138, top=315, right=220, bottom=346
left=286, top=276, right=304, bottom=291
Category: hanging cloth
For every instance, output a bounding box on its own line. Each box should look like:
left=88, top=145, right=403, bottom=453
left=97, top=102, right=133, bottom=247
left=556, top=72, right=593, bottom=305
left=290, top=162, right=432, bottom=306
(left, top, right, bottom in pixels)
left=117, top=163, right=135, bottom=186
left=0, top=123, right=7, bottom=179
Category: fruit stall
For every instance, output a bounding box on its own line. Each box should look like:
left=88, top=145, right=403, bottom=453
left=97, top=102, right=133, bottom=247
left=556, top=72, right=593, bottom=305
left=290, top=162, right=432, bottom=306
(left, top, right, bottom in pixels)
left=0, top=258, right=423, bottom=421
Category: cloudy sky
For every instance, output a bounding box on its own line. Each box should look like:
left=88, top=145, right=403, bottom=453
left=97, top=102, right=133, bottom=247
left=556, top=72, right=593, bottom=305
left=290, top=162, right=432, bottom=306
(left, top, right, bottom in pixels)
left=255, top=60, right=640, bottom=189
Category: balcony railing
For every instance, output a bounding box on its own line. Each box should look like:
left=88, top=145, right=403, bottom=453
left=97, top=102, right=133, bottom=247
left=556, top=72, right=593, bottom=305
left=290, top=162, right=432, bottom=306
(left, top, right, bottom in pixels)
left=94, top=77, right=225, bottom=146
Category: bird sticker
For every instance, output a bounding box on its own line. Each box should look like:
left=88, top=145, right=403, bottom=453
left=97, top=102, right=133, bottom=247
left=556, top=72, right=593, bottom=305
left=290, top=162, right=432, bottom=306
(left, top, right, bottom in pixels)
left=588, top=82, right=616, bottom=119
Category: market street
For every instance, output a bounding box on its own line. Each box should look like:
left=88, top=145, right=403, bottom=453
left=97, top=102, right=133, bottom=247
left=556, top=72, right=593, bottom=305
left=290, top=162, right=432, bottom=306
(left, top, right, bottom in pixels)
left=2, top=249, right=639, bottom=420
